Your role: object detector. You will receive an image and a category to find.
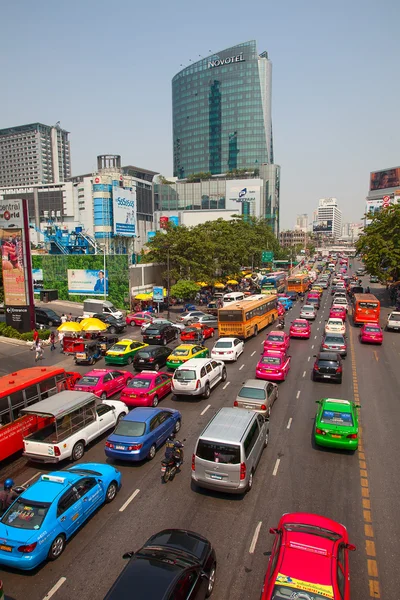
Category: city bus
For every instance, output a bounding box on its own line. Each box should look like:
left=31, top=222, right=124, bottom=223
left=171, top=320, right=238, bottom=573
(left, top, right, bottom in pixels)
left=218, top=294, right=278, bottom=339
left=353, top=293, right=380, bottom=325
left=261, top=271, right=287, bottom=294
left=287, top=274, right=310, bottom=294
left=0, top=366, right=81, bottom=461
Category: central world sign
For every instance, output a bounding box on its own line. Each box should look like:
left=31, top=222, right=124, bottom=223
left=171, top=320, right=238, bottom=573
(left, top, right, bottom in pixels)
left=208, top=53, right=245, bottom=68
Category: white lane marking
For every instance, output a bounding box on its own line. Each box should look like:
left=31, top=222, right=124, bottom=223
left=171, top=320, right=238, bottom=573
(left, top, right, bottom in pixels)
left=261, top=342, right=264, bottom=346
left=296, top=390, right=301, bottom=399
left=287, top=417, right=292, bottom=429
left=317, top=327, right=319, bottom=331
left=272, top=458, right=281, bottom=476
left=223, top=381, right=230, bottom=390
left=119, top=488, right=140, bottom=512
left=302, top=371, right=306, bottom=377
left=249, top=521, right=262, bottom=554
left=201, top=404, right=211, bottom=416
left=22, top=472, right=41, bottom=487
left=308, top=356, right=310, bottom=361
left=311, top=344, right=314, bottom=349
left=314, top=335, right=317, bottom=339
left=239, top=364, right=244, bottom=370
left=42, top=577, right=67, bottom=600
left=251, top=350, right=256, bottom=356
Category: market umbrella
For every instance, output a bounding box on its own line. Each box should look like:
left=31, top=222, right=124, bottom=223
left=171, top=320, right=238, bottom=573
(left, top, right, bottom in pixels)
left=214, top=283, right=225, bottom=289
left=135, top=293, right=152, bottom=300
left=196, top=282, right=208, bottom=287
left=80, top=318, right=108, bottom=332
left=226, top=279, right=238, bottom=285
left=57, top=322, right=82, bottom=333
left=244, top=274, right=253, bottom=279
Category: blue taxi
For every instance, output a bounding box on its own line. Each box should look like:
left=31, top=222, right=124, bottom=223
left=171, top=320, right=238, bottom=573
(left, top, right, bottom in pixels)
left=0, top=463, right=121, bottom=570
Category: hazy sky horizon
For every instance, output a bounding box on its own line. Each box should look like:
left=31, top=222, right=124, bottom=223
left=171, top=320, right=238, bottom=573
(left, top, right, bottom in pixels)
left=1, top=0, right=399, bottom=229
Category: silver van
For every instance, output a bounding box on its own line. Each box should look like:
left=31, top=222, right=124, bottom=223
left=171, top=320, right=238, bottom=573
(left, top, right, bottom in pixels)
left=191, top=407, right=269, bottom=494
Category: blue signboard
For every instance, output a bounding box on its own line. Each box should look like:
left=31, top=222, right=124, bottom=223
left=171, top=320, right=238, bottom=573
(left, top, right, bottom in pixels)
left=153, top=286, right=164, bottom=302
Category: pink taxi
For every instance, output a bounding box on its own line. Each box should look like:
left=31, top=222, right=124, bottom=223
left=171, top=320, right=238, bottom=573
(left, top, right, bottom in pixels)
left=74, top=368, right=132, bottom=399
left=120, top=371, right=172, bottom=407
left=359, top=323, right=383, bottom=345
left=126, top=311, right=153, bottom=326
left=263, top=331, right=290, bottom=353
left=329, top=305, right=347, bottom=322
left=289, top=318, right=311, bottom=339
left=256, top=350, right=291, bottom=382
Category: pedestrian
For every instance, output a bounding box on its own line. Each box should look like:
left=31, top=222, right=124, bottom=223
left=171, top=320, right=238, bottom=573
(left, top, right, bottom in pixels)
left=61, top=313, right=67, bottom=324
left=67, top=313, right=73, bottom=322
left=33, top=328, right=39, bottom=343
left=58, top=330, right=65, bottom=353
left=50, top=331, right=56, bottom=351
left=33, top=339, right=44, bottom=362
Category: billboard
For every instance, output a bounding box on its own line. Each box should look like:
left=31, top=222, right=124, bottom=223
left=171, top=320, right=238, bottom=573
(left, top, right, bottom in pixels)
left=370, top=168, right=400, bottom=191
left=32, top=268, right=44, bottom=293
left=0, top=199, right=35, bottom=331
left=68, top=269, right=109, bottom=295
left=113, top=187, right=136, bottom=237
left=313, top=220, right=333, bottom=233
left=226, top=180, right=261, bottom=204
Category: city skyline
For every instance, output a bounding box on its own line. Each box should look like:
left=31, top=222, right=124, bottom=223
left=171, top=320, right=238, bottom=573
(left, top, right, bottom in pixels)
left=1, top=0, right=400, bottom=229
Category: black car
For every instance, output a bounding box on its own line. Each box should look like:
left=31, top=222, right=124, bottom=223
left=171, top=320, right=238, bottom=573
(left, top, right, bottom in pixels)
left=312, top=351, right=342, bottom=383
left=133, top=345, right=172, bottom=371
left=104, top=529, right=216, bottom=600
left=143, top=323, right=178, bottom=345
left=35, top=307, right=61, bottom=328
left=92, top=313, right=126, bottom=334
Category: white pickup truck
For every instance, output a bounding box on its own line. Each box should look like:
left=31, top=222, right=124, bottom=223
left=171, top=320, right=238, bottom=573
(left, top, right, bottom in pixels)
left=22, top=390, right=128, bottom=463
left=386, top=311, right=400, bottom=332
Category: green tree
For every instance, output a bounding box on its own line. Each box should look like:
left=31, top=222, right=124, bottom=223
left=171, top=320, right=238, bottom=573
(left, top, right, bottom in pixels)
left=356, top=205, right=400, bottom=281
left=170, top=280, right=200, bottom=300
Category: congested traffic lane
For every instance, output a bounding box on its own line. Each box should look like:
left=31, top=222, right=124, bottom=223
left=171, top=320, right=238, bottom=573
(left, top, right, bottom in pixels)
left=2, top=282, right=376, bottom=600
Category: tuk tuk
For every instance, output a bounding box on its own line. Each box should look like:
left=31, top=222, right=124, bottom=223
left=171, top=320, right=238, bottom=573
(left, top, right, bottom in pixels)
left=206, top=301, right=218, bottom=316
left=97, top=333, right=119, bottom=355
left=62, top=335, right=92, bottom=355
left=74, top=340, right=102, bottom=365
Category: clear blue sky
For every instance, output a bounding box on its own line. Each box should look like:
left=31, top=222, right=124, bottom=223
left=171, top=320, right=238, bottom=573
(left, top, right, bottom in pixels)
left=1, top=0, right=399, bottom=228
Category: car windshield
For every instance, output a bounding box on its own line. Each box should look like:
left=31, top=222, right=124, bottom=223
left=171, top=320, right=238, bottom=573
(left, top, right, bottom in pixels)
left=44, top=310, right=58, bottom=318
left=325, top=336, right=344, bottom=344
left=127, top=379, right=152, bottom=389
left=214, top=341, right=233, bottom=348
left=79, top=376, right=100, bottom=386
left=267, top=335, right=283, bottom=342
left=174, top=369, right=196, bottom=381
left=390, top=314, right=400, bottom=321
left=113, top=421, right=146, bottom=437
left=321, top=410, right=353, bottom=427
left=261, top=357, right=281, bottom=365
left=196, top=440, right=240, bottom=464
left=1, top=498, right=50, bottom=530
left=272, top=584, right=329, bottom=600
left=109, top=344, right=128, bottom=352
left=239, top=386, right=266, bottom=399
left=173, top=349, right=190, bottom=356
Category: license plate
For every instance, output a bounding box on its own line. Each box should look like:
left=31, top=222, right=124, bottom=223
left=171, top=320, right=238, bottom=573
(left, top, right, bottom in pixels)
left=323, top=375, right=331, bottom=378
left=245, top=405, right=254, bottom=409
left=139, top=359, right=145, bottom=362
left=116, top=445, right=125, bottom=450
left=161, top=467, right=166, bottom=473
left=0, top=544, right=12, bottom=552
left=148, top=336, right=154, bottom=339
left=76, top=353, right=86, bottom=359
left=264, top=369, right=272, bottom=373
left=210, top=474, right=222, bottom=480
left=130, top=394, right=137, bottom=398
left=331, top=434, right=341, bottom=439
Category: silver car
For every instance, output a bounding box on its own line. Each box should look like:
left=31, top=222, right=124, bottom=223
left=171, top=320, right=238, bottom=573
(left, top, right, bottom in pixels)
left=300, top=304, right=316, bottom=320
left=176, top=311, right=207, bottom=324
left=234, top=379, right=278, bottom=418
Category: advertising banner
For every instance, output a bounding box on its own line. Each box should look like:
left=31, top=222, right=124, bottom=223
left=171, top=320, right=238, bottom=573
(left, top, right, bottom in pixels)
left=370, top=167, right=400, bottom=191
left=313, top=220, right=333, bottom=233
left=226, top=180, right=260, bottom=204
left=68, top=269, right=109, bottom=295
left=112, top=187, right=136, bottom=237
left=32, top=268, right=44, bottom=293
left=153, top=286, right=164, bottom=302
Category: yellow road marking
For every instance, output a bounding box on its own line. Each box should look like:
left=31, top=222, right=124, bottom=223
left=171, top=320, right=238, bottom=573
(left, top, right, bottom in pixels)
left=367, top=560, right=379, bottom=577
left=369, top=580, right=380, bottom=597
left=363, top=509, right=372, bottom=522
left=366, top=540, right=376, bottom=556
left=364, top=524, right=374, bottom=537
left=363, top=499, right=371, bottom=510
left=373, top=350, right=379, bottom=361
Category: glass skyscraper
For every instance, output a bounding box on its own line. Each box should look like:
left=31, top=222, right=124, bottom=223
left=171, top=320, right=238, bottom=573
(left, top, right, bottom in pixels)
left=172, top=41, right=273, bottom=178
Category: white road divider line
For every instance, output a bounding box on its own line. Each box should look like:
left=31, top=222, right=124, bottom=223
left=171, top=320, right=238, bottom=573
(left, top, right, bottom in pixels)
left=311, top=345, right=314, bottom=349
left=296, top=390, right=301, bottom=399
left=223, top=381, right=230, bottom=390
left=22, top=472, right=42, bottom=487
left=314, top=335, right=317, bottom=339
left=201, top=404, right=211, bottom=416
left=42, top=577, right=67, bottom=600
left=302, top=371, right=306, bottom=377
left=249, top=521, right=262, bottom=554
left=239, top=364, right=244, bottom=370
left=119, top=488, right=140, bottom=512
left=272, top=458, right=281, bottom=476
left=308, top=356, right=310, bottom=361
left=251, top=350, right=256, bottom=356
left=287, top=418, right=292, bottom=429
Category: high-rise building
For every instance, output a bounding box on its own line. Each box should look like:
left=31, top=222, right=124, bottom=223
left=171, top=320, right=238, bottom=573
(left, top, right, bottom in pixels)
left=313, top=198, right=342, bottom=239
left=172, top=41, right=273, bottom=178
left=0, top=122, right=71, bottom=187
left=295, top=214, right=308, bottom=232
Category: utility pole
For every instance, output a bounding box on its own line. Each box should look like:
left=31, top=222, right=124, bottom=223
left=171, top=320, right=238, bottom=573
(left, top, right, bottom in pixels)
left=167, top=247, right=170, bottom=319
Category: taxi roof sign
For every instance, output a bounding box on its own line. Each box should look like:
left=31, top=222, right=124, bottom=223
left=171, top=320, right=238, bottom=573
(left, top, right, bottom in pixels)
left=41, top=475, right=66, bottom=484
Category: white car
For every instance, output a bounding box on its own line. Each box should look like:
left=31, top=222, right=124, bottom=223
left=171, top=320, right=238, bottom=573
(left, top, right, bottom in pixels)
left=211, top=337, right=244, bottom=362
left=171, top=358, right=226, bottom=398
left=386, top=311, right=400, bottom=331
left=300, top=304, right=317, bottom=320
left=325, top=318, right=346, bottom=335
left=332, top=297, right=348, bottom=312
left=140, top=318, right=185, bottom=335
left=332, top=292, right=347, bottom=303
left=176, top=311, right=207, bottom=324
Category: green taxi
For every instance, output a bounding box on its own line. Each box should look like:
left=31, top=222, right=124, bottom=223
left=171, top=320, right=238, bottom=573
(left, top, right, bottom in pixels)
left=314, top=398, right=360, bottom=450
left=105, top=339, right=148, bottom=365
left=166, top=344, right=209, bottom=370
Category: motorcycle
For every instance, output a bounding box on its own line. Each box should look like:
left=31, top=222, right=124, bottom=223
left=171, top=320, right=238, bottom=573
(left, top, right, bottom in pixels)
left=161, top=441, right=185, bottom=483
left=276, top=319, right=285, bottom=330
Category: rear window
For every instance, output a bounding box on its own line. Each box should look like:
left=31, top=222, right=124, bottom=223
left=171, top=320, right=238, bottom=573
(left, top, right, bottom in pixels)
left=359, top=302, right=378, bottom=309
left=325, top=336, right=345, bottom=344
left=317, top=360, right=339, bottom=367
left=260, top=357, right=280, bottom=365
left=365, top=326, right=380, bottom=332
left=196, top=440, right=240, bottom=464
left=126, top=379, right=151, bottom=389
left=321, top=410, right=353, bottom=427
left=214, top=341, right=233, bottom=348
left=219, top=310, right=242, bottom=322
left=390, top=314, right=400, bottom=321
left=145, top=328, right=162, bottom=335
left=173, top=348, right=190, bottom=356
left=113, top=421, right=146, bottom=437
left=79, top=376, right=99, bottom=386
left=293, top=322, right=307, bottom=328
left=1, top=498, right=50, bottom=530
left=135, top=351, right=153, bottom=358
left=238, top=386, right=266, bottom=399
left=108, top=344, right=127, bottom=352
left=174, top=369, right=196, bottom=381
left=267, top=335, right=283, bottom=342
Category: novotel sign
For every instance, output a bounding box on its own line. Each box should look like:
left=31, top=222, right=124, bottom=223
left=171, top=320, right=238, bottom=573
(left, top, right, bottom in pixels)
left=208, top=53, right=245, bottom=69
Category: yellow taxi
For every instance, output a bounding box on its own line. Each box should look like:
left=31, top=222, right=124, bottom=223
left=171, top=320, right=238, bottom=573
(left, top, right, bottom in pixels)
left=105, top=339, right=148, bottom=366
left=311, top=285, right=323, bottom=295
left=166, top=344, right=209, bottom=369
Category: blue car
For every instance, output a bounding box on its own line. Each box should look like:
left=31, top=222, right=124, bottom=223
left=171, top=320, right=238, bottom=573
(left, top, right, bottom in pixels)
left=105, top=407, right=182, bottom=462
left=278, top=297, right=293, bottom=310
left=0, top=463, right=121, bottom=570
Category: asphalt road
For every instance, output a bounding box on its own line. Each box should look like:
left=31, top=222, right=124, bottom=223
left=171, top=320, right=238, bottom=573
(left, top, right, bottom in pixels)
left=1, top=264, right=397, bottom=600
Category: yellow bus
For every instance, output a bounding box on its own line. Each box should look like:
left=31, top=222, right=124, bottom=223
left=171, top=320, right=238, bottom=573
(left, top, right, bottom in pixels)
left=287, top=274, right=310, bottom=294
left=218, top=294, right=278, bottom=339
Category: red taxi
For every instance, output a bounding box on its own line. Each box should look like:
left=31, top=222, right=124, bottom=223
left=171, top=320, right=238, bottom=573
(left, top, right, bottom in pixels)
left=359, top=322, right=383, bottom=345
left=126, top=311, right=153, bottom=326
left=289, top=319, right=311, bottom=339
left=277, top=304, right=285, bottom=317
left=329, top=305, right=347, bottom=321
left=256, top=350, right=291, bottom=382
left=120, top=371, right=172, bottom=407
left=180, top=323, right=215, bottom=342
left=263, top=331, right=290, bottom=353
left=261, top=512, right=355, bottom=600
left=74, top=369, right=132, bottom=399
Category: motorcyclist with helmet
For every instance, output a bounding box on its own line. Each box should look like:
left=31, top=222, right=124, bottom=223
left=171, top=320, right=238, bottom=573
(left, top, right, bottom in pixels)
left=164, top=433, right=184, bottom=468
left=0, top=478, right=17, bottom=513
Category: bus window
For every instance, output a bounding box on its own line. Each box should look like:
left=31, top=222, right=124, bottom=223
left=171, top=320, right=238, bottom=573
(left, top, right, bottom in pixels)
left=0, top=409, right=11, bottom=426
left=10, top=390, right=24, bottom=407
left=25, top=384, right=40, bottom=405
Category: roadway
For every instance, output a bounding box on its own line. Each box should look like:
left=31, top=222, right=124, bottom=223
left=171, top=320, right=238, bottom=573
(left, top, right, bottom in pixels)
left=1, top=263, right=398, bottom=600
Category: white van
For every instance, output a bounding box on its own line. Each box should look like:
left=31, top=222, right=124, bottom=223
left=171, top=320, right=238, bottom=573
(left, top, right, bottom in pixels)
left=83, top=299, right=123, bottom=319
left=223, top=292, right=245, bottom=306
left=172, top=358, right=226, bottom=399
left=22, top=391, right=128, bottom=463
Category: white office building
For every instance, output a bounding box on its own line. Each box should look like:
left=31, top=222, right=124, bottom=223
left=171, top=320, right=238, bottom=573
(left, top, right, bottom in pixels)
left=295, top=213, right=308, bottom=232
left=313, top=198, right=342, bottom=239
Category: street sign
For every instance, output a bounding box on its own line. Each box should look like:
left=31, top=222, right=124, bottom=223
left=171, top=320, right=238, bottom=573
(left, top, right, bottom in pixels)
left=153, top=286, right=164, bottom=302
left=261, top=251, right=274, bottom=262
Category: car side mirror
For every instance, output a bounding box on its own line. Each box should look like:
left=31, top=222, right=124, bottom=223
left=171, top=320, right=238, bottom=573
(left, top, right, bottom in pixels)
left=346, top=543, right=356, bottom=552
left=313, top=354, right=317, bottom=357
left=200, top=572, right=210, bottom=580
left=315, top=400, right=322, bottom=404
left=355, top=404, right=361, bottom=409
left=269, top=527, right=279, bottom=535
left=122, top=551, right=134, bottom=559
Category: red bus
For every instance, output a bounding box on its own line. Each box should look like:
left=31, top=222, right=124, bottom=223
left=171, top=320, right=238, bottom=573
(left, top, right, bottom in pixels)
left=0, top=366, right=81, bottom=461
left=353, top=293, right=380, bottom=325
